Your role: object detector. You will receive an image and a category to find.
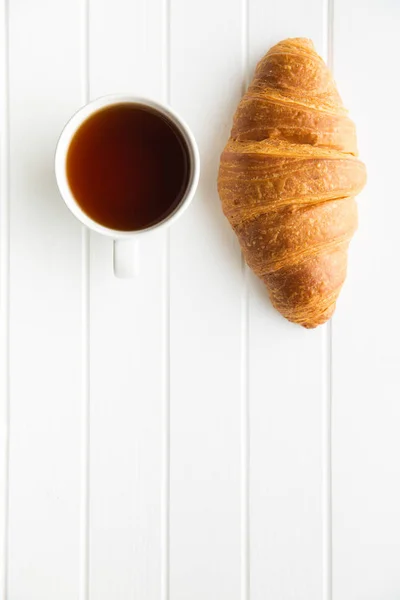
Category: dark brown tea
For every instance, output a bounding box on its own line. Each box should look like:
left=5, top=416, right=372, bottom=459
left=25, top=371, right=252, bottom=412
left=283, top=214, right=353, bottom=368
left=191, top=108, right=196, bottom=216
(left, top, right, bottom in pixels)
left=66, top=103, right=190, bottom=231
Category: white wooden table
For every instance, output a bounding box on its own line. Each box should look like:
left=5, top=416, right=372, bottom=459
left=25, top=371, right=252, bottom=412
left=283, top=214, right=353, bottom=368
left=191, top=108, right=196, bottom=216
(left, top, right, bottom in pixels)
left=0, top=0, right=399, bottom=598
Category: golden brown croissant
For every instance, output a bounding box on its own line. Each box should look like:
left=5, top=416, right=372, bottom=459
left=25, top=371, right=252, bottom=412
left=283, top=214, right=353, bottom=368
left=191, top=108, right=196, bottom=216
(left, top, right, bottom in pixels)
left=218, top=38, right=366, bottom=328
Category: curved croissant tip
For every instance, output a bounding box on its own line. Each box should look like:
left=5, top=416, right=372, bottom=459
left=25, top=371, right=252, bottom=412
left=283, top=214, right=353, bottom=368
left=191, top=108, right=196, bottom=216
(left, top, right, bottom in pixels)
left=275, top=37, right=316, bottom=51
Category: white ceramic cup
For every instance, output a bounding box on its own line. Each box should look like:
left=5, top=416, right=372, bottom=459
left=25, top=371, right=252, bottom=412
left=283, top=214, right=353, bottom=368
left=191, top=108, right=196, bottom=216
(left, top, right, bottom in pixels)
left=55, top=94, right=200, bottom=277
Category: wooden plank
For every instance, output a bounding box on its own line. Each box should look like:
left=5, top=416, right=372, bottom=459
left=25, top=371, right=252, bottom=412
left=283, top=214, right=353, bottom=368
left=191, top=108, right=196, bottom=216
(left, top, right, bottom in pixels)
left=332, top=1, right=400, bottom=598
left=6, top=1, right=83, bottom=598
left=247, top=2, right=327, bottom=599
left=168, top=1, right=243, bottom=599
left=0, top=0, right=9, bottom=595
left=88, top=1, right=165, bottom=598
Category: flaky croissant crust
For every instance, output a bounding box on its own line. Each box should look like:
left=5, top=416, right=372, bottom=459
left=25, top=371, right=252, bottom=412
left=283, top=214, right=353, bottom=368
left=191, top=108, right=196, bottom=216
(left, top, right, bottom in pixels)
left=218, top=38, right=367, bottom=328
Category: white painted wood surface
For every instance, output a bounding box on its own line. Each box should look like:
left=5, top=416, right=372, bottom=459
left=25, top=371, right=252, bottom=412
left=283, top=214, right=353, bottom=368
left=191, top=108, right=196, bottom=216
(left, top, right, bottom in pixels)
left=0, top=0, right=399, bottom=599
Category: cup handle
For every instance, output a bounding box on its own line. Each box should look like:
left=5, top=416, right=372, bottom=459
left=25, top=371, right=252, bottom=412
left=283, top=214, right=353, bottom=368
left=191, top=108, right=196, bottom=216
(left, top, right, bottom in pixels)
left=113, top=239, right=139, bottom=278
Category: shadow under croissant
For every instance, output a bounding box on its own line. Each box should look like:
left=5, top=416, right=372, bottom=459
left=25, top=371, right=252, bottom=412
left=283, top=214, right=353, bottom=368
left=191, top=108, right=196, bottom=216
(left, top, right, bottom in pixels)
left=189, top=108, right=246, bottom=270
left=243, top=266, right=300, bottom=330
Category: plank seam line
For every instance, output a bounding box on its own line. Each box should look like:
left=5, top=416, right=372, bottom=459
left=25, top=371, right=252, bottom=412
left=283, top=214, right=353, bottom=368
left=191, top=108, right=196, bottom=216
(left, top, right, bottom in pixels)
left=241, top=0, right=250, bottom=599
left=80, top=0, right=90, bottom=598
left=0, top=0, right=10, bottom=597
left=161, top=0, right=171, bottom=598
left=322, top=0, right=334, bottom=599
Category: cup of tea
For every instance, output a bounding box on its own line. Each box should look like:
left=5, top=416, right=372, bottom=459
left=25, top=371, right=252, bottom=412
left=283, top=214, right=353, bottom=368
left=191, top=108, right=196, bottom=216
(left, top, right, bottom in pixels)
left=55, top=94, right=200, bottom=277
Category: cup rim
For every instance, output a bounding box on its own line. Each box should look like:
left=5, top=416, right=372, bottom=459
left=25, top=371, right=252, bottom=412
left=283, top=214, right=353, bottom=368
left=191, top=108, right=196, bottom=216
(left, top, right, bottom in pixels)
left=55, top=93, right=200, bottom=238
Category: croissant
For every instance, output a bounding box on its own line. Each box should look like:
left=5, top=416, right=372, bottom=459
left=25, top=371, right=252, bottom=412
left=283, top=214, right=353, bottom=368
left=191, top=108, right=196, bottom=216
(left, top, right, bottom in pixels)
left=218, top=38, right=366, bottom=328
